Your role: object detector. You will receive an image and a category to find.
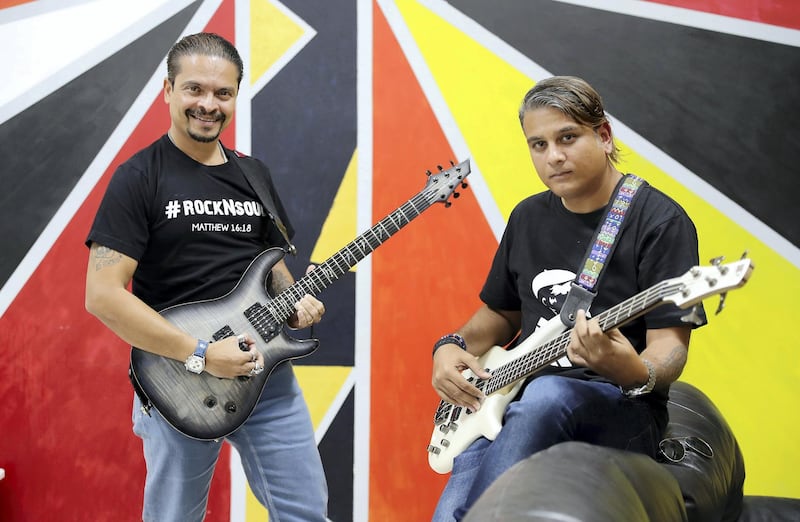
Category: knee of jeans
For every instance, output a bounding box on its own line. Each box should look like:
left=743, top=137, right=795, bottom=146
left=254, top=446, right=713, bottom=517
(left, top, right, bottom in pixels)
left=451, top=437, right=490, bottom=476
left=511, top=376, right=576, bottom=414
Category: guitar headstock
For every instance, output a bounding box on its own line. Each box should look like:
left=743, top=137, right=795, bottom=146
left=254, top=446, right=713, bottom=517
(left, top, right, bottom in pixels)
left=666, top=254, right=754, bottom=314
left=422, top=159, right=471, bottom=207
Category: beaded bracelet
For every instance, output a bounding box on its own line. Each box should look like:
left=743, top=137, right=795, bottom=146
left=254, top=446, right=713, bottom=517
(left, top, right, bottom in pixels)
left=432, top=333, right=467, bottom=357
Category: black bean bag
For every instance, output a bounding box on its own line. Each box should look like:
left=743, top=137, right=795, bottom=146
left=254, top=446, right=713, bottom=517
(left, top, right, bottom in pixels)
left=463, top=382, right=800, bottom=522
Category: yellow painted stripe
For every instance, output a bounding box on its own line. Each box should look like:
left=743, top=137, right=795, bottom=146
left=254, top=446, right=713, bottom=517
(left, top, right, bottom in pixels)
left=249, top=0, right=305, bottom=86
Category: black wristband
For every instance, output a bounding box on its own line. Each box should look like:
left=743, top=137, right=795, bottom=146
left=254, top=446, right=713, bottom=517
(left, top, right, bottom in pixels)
left=432, top=333, right=467, bottom=357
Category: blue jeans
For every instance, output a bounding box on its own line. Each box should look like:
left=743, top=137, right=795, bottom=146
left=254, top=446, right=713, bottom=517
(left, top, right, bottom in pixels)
left=431, top=375, right=660, bottom=522
left=133, top=361, right=328, bottom=522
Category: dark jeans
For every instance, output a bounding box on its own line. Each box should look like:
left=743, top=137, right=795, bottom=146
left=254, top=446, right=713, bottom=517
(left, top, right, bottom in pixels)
left=432, top=375, right=661, bottom=521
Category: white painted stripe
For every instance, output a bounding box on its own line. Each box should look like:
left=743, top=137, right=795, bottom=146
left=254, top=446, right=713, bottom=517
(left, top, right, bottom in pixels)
left=418, top=0, right=800, bottom=269
left=228, top=3, right=252, bottom=521
left=234, top=0, right=252, bottom=156
left=228, top=446, right=247, bottom=522
left=555, top=0, right=800, bottom=48
left=378, top=0, right=506, bottom=242
left=0, top=0, right=196, bottom=125
left=249, top=0, right=317, bottom=97
left=353, top=1, right=373, bottom=520
left=0, top=0, right=223, bottom=313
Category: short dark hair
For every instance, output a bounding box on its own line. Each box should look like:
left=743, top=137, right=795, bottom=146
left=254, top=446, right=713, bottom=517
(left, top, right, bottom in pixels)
left=166, top=32, right=244, bottom=87
left=519, top=76, right=620, bottom=163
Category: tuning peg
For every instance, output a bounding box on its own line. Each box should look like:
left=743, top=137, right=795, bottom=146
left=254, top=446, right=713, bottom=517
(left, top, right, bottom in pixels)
left=709, top=255, right=732, bottom=275
left=680, top=305, right=704, bottom=325
left=449, top=160, right=455, bottom=166
left=740, top=250, right=749, bottom=260
left=461, top=182, right=468, bottom=189
left=444, top=201, right=452, bottom=208
left=437, top=165, right=444, bottom=171
left=426, top=169, right=432, bottom=177
left=715, top=292, right=727, bottom=315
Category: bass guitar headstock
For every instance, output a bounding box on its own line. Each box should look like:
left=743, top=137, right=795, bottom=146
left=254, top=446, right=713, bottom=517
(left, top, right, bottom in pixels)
left=664, top=253, right=754, bottom=324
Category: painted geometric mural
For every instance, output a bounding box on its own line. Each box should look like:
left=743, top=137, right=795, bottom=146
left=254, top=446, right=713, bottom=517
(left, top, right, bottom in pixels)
left=0, top=1, right=797, bottom=521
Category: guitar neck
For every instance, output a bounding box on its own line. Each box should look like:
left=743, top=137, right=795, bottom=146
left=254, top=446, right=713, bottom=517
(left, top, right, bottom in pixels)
left=270, top=192, right=435, bottom=323
left=484, top=279, right=681, bottom=395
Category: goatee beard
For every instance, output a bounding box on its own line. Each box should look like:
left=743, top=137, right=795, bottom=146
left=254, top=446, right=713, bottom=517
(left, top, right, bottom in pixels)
left=188, top=131, right=220, bottom=143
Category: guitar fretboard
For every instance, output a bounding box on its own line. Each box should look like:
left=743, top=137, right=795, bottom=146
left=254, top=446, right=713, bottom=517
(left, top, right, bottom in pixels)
left=243, top=163, right=468, bottom=339
left=483, top=279, right=685, bottom=395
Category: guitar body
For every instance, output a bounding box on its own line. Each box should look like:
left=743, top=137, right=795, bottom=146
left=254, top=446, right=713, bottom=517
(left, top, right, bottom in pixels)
left=427, top=316, right=566, bottom=474
left=130, top=248, right=318, bottom=440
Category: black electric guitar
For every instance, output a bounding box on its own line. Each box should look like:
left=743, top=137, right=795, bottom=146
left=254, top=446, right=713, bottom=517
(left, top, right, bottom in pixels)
left=131, top=160, right=471, bottom=440
left=427, top=256, right=754, bottom=474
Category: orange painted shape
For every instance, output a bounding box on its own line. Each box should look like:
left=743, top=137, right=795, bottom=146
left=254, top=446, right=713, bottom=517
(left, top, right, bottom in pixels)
left=0, top=0, right=33, bottom=8
left=370, top=4, right=498, bottom=521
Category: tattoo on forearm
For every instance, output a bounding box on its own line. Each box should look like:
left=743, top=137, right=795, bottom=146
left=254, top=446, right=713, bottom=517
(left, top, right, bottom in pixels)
left=658, top=344, right=689, bottom=384
left=94, top=246, right=122, bottom=271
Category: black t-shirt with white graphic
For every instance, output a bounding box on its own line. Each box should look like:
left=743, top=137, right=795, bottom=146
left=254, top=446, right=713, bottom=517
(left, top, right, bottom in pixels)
left=87, top=135, right=293, bottom=311
left=480, top=180, right=706, bottom=423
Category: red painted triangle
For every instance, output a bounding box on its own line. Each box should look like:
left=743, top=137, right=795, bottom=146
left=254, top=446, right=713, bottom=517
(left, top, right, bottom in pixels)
left=646, top=0, right=800, bottom=29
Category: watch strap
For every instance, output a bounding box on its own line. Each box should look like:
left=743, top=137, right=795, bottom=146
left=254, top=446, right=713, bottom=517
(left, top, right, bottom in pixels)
left=624, top=358, right=656, bottom=398
left=193, top=339, right=209, bottom=358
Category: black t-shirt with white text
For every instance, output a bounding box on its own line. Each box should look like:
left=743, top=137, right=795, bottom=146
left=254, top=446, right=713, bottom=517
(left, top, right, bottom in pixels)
left=87, top=135, right=293, bottom=311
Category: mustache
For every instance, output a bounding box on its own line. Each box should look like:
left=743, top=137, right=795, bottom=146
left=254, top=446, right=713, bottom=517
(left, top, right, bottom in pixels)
left=187, top=109, right=225, bottom=122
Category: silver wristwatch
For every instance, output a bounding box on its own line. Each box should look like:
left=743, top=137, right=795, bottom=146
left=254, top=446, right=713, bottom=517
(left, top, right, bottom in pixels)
left=185, top=339, right=209, bottom=374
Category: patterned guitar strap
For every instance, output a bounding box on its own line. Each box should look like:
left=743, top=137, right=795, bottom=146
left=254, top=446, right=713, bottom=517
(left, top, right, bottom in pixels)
left=559, top=174, right=647, bottom=327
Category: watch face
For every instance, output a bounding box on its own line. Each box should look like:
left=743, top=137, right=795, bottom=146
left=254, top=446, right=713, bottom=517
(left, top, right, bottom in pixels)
left=186, top=355, right=205, bottom=374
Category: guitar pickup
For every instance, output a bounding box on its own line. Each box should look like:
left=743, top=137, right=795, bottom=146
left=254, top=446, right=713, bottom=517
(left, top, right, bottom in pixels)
left=244, top=302, right=263, bottom=319
left=244, top=302, right=281, bottom=342
left=427, top=445, right=441, bottom=455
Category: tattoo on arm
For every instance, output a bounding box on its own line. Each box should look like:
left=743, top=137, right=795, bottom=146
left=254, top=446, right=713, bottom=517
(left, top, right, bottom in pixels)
left=93, top=246, right=122, bottom=271
left=657, top=344, right=689, bottom=386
